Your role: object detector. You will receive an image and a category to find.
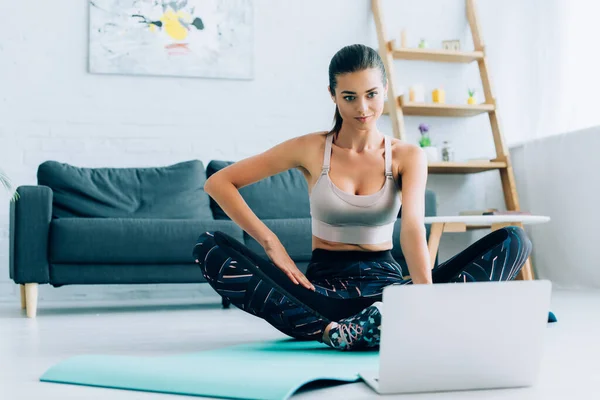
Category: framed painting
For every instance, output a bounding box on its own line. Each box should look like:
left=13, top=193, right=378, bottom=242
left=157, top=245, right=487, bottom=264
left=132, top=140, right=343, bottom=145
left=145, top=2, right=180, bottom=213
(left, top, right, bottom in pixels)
left=89, top=0, right=254, bottom=79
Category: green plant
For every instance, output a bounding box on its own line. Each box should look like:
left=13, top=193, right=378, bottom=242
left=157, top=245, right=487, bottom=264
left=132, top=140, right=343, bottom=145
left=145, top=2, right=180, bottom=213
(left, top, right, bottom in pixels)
left=418, top=123, right=431, bottom=147
left=0, top=169, right=19, bottom=202
left=468, top=88, right=476, bottom=97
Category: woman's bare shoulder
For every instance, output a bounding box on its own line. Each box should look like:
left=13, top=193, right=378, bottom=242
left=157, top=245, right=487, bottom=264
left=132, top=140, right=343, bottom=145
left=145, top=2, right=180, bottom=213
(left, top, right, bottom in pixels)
left=295, top=131, right=329, bottom=145
left=290, top=131, right=329, bottom=157
left=390, top=137, right=419, bottom=157
left=291, top=131, right=329, bottom=171
left=390, top=137, right=425, bottom=173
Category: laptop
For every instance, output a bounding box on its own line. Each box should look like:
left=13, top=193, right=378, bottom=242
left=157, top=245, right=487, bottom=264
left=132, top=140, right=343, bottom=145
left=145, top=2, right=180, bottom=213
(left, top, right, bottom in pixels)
left=359, top=280, right=552, bottom=394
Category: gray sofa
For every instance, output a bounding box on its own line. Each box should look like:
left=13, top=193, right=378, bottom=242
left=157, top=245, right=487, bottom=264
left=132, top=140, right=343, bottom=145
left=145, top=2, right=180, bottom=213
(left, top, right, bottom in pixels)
left=9, top=160, right=438, bottom=317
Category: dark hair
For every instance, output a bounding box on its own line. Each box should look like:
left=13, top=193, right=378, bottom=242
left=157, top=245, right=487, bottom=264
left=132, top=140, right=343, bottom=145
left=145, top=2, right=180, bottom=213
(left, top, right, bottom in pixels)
left=328, top=44, right=387, bottom=136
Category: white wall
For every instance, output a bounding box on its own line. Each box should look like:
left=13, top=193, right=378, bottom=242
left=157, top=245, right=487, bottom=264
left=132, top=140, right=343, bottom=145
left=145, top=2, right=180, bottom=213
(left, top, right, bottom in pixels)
left=511, top=126, right=600, bottom=289
left=529, top=0, right=600, bottom=144
left=0, top=0, right=574, bottom=303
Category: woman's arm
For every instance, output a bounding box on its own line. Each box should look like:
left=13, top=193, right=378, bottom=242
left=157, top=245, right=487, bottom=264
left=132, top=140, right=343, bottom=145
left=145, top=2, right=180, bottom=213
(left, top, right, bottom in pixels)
left=397, top=145, right=433, bottom=284
left=204, top=134, right=314, bottom=247
left=203, top=133, right=319, bottom=290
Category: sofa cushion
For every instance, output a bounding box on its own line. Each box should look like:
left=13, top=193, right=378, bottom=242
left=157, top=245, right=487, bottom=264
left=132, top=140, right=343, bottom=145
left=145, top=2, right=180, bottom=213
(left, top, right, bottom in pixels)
left=242, top=218, right=313, bottom=262
left=425, top=189, right=437, bottom=217
left=38, top=160, right=212, bottom=219
left=49, top=218, right=242, bottom=264
left=49, top=264, right=207, bottom=285
left=206, top=160, right=310, bottom=220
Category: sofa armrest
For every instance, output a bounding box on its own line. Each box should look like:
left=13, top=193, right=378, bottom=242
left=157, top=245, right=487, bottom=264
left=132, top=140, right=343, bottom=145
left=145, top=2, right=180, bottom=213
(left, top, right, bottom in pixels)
left=9, top=185, right=53, bottom=284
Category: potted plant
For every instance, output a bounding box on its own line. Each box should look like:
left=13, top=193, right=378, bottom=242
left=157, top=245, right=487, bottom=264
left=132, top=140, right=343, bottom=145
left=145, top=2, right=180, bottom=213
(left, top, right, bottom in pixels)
left=418, top=123, right=431, bottom=147
left=418, top=123, right=440, bottom=162
left=0, top=169, right=19, bottom=202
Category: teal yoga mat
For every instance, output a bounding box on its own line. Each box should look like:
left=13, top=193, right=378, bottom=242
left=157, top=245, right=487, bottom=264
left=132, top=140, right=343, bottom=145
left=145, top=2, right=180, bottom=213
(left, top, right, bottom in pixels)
left=40, top=339, right=379, bottom=400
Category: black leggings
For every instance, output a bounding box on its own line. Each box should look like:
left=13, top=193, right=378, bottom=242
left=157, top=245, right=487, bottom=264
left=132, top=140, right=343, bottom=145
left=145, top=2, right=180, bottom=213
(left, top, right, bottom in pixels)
left=192, top=226, right=532, bottom=342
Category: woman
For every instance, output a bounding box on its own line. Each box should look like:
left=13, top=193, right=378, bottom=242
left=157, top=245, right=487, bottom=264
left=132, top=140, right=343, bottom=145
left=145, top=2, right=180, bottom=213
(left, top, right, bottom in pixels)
left=193, top=44, right=534, bottom=351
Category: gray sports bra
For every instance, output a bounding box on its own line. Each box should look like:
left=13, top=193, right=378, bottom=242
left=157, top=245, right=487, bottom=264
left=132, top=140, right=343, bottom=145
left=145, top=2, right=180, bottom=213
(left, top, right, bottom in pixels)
left=309, top=132, right=402, bottom=245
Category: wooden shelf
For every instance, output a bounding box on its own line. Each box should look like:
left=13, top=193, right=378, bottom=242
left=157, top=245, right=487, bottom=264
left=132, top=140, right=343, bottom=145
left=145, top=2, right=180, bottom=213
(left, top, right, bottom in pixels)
left=384, top=96, right=495, bottom=117
left=391, top=45, right=484, bottom=63
left=400, top=96, right=495, bottom=117
left=428, top=161, right=506, bottom=174
left=373, top=0, right=533, bottom=280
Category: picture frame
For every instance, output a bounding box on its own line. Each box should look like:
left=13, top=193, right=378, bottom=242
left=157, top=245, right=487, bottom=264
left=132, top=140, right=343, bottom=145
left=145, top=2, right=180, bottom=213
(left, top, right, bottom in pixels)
left=442, top=40, right=461, bottom=51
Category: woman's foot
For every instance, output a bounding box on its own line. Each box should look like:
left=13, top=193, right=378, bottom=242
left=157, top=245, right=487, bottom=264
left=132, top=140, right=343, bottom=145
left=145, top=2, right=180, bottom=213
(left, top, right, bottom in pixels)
left=322, top=302, right=383, bottom=351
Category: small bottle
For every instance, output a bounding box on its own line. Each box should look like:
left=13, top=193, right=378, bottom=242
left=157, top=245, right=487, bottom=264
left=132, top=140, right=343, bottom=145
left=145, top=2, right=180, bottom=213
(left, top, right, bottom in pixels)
left=441, top=141, right=453, bottom=162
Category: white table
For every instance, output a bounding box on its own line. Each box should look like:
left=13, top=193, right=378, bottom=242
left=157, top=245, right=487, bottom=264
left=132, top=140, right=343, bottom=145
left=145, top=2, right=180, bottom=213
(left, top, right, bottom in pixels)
left=423, top=215, right=551, bottom=280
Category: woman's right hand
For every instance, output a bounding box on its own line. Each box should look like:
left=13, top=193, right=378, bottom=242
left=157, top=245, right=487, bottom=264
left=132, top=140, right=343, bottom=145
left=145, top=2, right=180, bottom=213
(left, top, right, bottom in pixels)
left=263, top=238, right=315, bottom=291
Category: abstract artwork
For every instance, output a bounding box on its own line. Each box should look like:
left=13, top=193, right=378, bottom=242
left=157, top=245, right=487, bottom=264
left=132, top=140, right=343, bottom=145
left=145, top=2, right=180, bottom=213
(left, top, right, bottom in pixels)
left=89, top=0, right=254, bottom=79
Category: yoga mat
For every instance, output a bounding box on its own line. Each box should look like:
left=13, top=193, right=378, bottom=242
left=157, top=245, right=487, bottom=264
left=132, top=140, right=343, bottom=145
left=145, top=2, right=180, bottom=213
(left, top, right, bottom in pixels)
left=40, top=339, right=379, bottom=400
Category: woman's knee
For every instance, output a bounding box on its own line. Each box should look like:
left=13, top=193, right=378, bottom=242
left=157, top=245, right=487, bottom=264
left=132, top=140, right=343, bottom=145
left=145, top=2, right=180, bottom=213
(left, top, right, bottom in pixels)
left=501, top=225, right=531, bottom=243
left=499, top=226, right=533, bottom=256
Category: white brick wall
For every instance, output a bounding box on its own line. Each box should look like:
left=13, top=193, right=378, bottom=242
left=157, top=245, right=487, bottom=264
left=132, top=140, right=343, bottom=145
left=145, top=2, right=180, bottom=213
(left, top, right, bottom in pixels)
left=0, top=0, right=542, bottom=304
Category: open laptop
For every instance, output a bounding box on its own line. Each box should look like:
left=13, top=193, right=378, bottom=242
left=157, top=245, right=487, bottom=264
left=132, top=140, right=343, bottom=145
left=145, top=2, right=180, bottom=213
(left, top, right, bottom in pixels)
left=359, top=280, right=552, bottom=394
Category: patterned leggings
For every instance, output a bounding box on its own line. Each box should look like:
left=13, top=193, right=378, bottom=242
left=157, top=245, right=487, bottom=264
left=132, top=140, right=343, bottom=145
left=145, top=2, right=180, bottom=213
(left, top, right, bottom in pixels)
left=192, top=226, right=532, bottom=343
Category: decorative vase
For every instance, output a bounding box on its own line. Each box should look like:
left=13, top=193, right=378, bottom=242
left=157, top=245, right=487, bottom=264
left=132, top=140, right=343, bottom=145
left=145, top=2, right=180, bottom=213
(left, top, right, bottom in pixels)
left=432, top=88, right=445, bottom=104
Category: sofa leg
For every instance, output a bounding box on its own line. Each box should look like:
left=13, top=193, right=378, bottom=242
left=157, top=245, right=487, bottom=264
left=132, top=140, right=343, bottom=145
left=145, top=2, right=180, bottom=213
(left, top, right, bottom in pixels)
left=20, top=284, right=26, bottom=310
left=25, top=283, right=38, bottom=318
left=222, top=297, right=231, bottom=309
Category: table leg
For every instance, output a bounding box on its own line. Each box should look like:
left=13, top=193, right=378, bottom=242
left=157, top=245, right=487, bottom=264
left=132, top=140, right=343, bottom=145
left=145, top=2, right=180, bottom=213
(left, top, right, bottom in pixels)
left=428, top=223, right=444, bottom=270
left=491, top=222, right=535, bottom=281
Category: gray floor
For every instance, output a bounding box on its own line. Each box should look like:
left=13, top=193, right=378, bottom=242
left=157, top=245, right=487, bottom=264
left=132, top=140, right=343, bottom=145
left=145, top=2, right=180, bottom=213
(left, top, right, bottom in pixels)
left=1, top=288, right=599, bottom=400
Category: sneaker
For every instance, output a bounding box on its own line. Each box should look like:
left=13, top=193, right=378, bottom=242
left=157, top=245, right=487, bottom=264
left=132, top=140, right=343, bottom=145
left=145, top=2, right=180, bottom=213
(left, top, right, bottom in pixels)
left=326, top=301, right=383, bottom=351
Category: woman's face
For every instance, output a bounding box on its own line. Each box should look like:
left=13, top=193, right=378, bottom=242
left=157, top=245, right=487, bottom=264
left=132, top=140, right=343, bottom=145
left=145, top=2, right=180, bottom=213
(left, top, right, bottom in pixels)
left=330, top=68, right=387, bottom=129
